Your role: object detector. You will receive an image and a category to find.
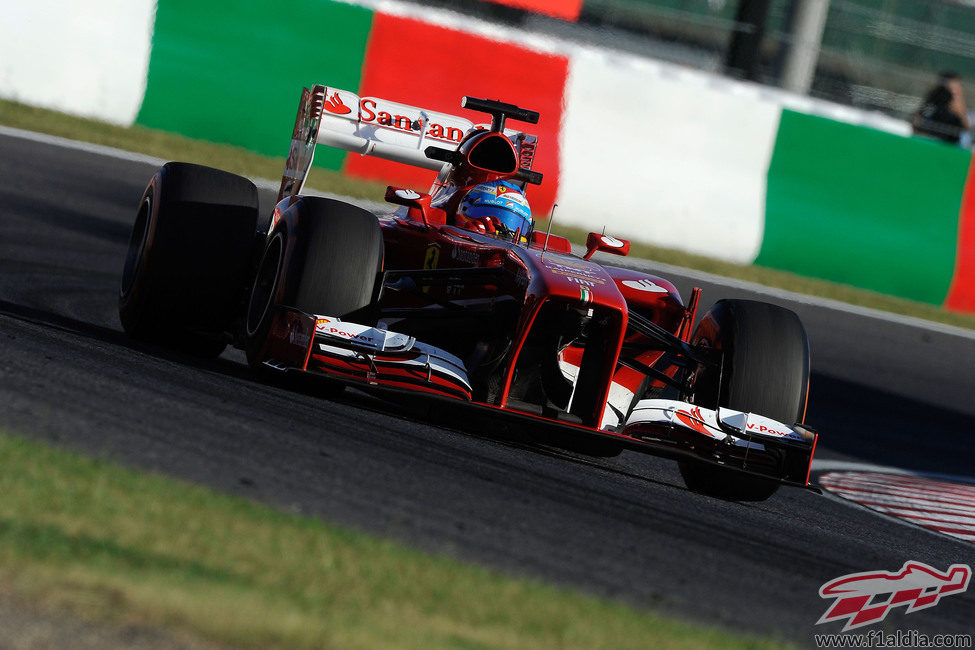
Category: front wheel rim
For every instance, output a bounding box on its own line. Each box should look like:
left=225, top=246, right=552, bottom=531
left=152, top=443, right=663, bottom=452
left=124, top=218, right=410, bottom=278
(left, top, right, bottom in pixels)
left=246, top=233, right=283, bottom=337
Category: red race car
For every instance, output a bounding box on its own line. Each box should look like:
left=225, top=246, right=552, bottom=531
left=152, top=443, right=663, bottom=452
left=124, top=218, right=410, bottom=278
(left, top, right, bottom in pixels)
left=119, top=85, right=817, bottom=501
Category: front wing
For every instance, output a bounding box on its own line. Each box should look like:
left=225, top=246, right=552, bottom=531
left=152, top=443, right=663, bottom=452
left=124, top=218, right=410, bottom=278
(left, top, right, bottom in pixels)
left=259, top=308, right=817, bottom=488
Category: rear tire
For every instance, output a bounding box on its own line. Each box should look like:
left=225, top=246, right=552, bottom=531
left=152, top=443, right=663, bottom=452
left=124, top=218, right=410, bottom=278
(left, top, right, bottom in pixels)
left=679, top=299, right=809, bottom=501
left=119, top=162, right=259, bottom=357
left=245, top=197, right=383, bottom=367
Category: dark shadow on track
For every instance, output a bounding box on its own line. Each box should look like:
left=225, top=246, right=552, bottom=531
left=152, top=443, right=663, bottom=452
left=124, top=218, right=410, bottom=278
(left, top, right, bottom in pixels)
left=0, top=298, right=257, bottom=386
left=0, top=189, right=133, bottom=245
left=808, top=372, right=975, bottom=479
left=7, top=290, right=972, bottom=503
left=0, top=293, right=692, bottom=493
left=9, top=284, right=970, bottom=475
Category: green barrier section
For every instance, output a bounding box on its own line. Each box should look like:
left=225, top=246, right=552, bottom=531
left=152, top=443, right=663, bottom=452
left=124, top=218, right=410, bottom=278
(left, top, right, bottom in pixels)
left=136, top=0, right=373, bottom=170
left=758, top=110, right=969, bottom=305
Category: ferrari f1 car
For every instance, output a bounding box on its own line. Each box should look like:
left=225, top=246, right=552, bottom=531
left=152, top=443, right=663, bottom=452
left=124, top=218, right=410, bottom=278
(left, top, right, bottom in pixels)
left=119, top=85, right=817, bottom=501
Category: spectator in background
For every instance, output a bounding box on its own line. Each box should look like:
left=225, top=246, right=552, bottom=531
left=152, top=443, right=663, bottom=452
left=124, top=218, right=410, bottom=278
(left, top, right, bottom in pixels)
left=913, top=71, right=971, bottom=147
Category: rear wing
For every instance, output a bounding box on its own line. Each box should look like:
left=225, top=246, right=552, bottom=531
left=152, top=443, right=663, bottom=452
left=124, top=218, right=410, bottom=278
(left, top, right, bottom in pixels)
left=278, top=85, right=539, bottom=202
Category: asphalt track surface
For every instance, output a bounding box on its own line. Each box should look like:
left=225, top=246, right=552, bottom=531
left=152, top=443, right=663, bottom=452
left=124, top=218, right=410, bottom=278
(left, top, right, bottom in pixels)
left=1, top=130, right=973, bottom=644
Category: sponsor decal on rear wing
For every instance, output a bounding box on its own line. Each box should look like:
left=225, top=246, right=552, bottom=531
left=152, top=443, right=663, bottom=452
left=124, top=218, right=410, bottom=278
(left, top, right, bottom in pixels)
left=278, top=85, right=540, bottom=203
left=318, top=86, right=472, bottom=169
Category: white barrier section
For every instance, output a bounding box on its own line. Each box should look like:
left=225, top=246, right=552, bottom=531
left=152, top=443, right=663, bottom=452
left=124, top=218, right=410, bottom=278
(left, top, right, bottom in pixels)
left=0, top=0, right=156, bottom=125
left=557, top=50, right=781, bottom=264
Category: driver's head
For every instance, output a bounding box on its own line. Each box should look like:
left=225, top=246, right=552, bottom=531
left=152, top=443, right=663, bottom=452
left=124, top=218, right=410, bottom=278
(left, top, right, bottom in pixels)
left=458, top=180, right=532, bottom=242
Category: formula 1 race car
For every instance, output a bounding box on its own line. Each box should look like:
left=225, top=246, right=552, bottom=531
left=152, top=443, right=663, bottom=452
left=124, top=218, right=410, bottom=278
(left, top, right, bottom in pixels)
left=119, top=85, right=817, bottom=501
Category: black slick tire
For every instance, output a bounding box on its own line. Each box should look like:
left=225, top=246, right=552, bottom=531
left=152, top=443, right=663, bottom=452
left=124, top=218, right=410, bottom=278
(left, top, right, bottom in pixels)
left=680, top=299, right=810, bottom=501
left=245, top=197, right=383, bottom=368
left=119, top=162, right=259, bottom=357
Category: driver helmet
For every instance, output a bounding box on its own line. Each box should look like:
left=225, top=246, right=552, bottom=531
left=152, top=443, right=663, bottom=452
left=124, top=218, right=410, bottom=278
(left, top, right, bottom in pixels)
left=458, top=180, right=532, bottom=242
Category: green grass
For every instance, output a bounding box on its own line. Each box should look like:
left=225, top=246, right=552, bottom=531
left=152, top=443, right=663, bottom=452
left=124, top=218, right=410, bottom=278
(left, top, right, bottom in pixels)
left=3, top=97, right=974, bottom=330
left=0, top=432, right=795, bottom=650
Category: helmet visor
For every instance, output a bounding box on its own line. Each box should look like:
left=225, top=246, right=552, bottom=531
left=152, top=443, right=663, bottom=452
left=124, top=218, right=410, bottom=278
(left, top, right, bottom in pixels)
left=465, top=205, right=532, bottom=241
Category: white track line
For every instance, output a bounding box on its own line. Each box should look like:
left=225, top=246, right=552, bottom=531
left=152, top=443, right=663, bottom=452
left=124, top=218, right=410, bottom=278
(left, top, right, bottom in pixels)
left=0, top=124, right=168, bottom=167
left=5, top=123, right=974, bottom=340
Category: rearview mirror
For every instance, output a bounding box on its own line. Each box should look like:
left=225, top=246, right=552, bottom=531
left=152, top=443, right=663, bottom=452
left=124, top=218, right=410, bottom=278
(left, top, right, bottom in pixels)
left=584, top=232, right=630, bottom=260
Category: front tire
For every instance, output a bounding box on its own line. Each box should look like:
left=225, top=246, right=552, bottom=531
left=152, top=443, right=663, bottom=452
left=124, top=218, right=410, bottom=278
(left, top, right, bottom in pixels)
left=245, top=197, right=383, bottom=367
left=680, top=299, right=810, bottom=501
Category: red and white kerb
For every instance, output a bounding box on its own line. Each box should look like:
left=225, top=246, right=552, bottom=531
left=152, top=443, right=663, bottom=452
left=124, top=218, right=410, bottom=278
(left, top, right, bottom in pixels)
left=820, top=471, right=975, bottom=544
